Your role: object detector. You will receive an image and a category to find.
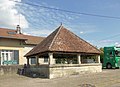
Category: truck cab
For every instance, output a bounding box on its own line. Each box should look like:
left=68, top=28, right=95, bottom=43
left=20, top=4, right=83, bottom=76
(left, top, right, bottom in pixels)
left=103, top=46, right=120, bottom=69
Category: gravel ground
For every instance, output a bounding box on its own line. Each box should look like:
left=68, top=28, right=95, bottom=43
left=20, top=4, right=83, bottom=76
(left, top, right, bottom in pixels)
left=0, top=69, right=120, bottom=87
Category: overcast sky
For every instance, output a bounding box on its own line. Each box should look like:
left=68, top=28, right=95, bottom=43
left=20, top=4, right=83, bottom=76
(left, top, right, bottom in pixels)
left=1, top=0, right=120, bottom=48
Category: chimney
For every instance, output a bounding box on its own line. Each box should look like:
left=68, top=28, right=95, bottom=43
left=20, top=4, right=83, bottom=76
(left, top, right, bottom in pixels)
left=16, top=25, right=22, bottom=34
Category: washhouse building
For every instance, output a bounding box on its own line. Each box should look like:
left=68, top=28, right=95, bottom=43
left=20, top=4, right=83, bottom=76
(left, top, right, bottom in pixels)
left=25, top=25, right=102, bottom=79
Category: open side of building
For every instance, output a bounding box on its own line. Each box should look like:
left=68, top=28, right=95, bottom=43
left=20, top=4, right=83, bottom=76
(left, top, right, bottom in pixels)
left=25, top=25, right=102, bottom=79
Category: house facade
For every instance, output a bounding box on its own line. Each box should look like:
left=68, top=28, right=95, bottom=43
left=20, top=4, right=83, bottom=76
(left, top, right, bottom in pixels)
left=0, top=25, right=44, bottom=65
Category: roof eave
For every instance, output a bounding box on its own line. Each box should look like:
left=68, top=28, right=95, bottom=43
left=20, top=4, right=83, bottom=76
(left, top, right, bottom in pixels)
left=25, top=50, right=100, bottom=57
left=0, top=36, right=27, bottom=40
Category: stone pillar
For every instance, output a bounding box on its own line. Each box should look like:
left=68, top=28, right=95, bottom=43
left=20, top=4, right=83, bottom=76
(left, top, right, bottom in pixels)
left=98, top=55, right=101, bottom=63
left=0, top=56, right=3, bottom=65
left=27, top=57, right=29, bottom=65
left=77, top=54, right=81, bottom=64
left=49, top=53, right=53, bottom=65
left=36, top=56, right=39, bottom=65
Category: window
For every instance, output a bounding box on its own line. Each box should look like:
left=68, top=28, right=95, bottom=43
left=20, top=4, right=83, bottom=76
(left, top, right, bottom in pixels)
left=109, top=51, right=113, bottom=57
left=31, top=57, right=36, bottom=64
left=7, top=31, right=16, bottom=35
left=0, top=50, right=19, bottom=65
left=44, top=57, right=48, bottom=63
left=115, top=50, right=120, bottom=57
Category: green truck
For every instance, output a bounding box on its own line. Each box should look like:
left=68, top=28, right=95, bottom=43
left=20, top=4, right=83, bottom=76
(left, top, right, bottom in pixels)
left=103, top=46, right=120, bottom=69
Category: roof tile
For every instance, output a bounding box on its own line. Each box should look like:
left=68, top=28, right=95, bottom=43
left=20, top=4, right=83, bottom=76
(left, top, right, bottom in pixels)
left=0, top=28, right=45, bottom=45
left=25, top=25, right=100, bottom=57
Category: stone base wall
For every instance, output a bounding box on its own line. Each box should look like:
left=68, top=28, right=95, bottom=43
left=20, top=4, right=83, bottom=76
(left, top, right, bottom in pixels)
left=1, top=64, right=102, bottom=79
left=49, top=63, right=102, bottom=79
left=0, top=65, right=23, bottom=75
left=25, top=65, right=49, bottom=78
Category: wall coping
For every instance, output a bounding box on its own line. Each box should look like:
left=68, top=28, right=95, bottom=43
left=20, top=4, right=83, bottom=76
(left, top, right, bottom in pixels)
left=49, top=63, right=102, bottom=68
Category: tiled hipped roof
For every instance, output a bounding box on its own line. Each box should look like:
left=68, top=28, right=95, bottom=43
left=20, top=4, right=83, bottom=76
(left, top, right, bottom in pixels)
left=0, top=28, right=45, bottom=45
left=25, top=25, right=100, bottom=57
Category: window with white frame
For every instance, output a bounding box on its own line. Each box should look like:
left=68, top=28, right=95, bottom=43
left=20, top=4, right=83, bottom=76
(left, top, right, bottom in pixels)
left=0, top=50, right=19, bottom=65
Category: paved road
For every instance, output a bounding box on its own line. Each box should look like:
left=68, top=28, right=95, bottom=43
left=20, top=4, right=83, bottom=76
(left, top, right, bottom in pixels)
left=0, top=69, right=120, bottom=87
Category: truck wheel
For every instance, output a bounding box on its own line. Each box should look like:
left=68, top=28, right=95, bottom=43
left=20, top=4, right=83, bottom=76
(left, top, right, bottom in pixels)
left=106, top=63, right=112, bottom=69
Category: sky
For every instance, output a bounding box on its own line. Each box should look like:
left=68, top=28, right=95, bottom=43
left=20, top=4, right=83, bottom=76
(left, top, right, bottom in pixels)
left=1, top=0, right=120, bottom=48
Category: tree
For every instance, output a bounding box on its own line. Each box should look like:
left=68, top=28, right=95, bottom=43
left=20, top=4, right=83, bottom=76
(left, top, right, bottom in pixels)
left=99, top=47, right=104, bottom=63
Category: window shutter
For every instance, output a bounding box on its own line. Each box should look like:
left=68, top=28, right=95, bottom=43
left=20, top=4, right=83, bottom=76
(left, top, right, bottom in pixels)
left=0, top=50, right=1, bottom=65
left=14, top=50, right=19, bottom=64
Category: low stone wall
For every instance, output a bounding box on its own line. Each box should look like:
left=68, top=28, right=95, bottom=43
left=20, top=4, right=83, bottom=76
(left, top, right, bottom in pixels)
left=25, top=65, right=49, bottom=78
left=20, top=63, right=102, bottom=79
left=49, top=63, right=102, bottom=79
left=0, top=65, right=23, bottom=75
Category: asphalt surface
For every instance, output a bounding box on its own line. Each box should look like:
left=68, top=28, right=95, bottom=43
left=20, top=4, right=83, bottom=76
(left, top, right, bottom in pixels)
left=0, top=69, right=120, bottom=87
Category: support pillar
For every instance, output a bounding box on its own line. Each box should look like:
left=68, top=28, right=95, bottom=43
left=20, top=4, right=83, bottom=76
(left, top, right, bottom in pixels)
left=98, top=55, right=101, bottom=63
left=27, top=57, right=29, bottom=65
left=49, top=53, right=53, bottom=65
left=1, top=56, right=3, bottom=65
left=77, top=54, right=81, bottom=64
left=36, top=56, right=39, bottom=65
